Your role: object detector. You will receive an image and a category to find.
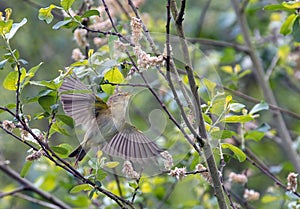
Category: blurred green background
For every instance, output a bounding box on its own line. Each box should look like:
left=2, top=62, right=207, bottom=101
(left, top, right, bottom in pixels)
left=0, top=0, right=299, bottom=208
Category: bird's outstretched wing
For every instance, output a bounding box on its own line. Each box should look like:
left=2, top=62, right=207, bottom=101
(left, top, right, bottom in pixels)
left=102, top=124, right=163, bottom=161
left=58, top=76, right=108, bottom=127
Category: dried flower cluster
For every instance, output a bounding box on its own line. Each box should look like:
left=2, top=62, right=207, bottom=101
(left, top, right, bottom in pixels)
left=26, top=149, right=46, bottom=161
left=228, top=172, right=248, bottom=185
left=2, top=120, right=16, bottom=131
left=21, top=129, right=44, bottom=143
left=131, top=17, right=143, bottom=43
left=73, top=29, right=88, bottom=48
left=195, top=164, right=213, bottom=185
left=121, top=160, right=140, bottom=179
left=134, top=46, right=164, bottom=69
left=169, top=167, right=186, bottom=180
left=243, top=189, right=260, bottom=201
left=160, top=151, right=173, bottom=170
left=66, top=0, right=145, bottom=58
left=287, top=172, right=298, bottom=192
left=72, top=48, right=85, bottom=61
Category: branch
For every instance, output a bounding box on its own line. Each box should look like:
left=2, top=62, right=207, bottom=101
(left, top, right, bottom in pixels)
left=194, top=0, right=211, bottom=36
left=0, top=160, right=72, bottom=209
left=170, top=1, right=228, bottom=208
left=128, top=0, right=159, bottom=53
left=188, top=37, right=250, bottom=53
left=230, top=0, right=300, bottom=173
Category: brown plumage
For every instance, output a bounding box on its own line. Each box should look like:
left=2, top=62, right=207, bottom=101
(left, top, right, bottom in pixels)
left=58, top=77, right=163, bottom=162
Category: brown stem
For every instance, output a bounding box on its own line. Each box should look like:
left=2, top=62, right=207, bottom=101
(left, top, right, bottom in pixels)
left=170, top=1, right=228, bottom=208
left=231, top=0, right=300, bottom=173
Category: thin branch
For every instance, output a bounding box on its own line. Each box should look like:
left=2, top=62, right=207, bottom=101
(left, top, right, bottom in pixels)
left=0, top=187, right=25, bottom=198
left=128, top=0, right=159, bottom=53
left=157, top=181, right=177, bottom=209
left=131, top=177, right=140, bottom=204
left=188, top=37, right=250, bottom=53
left=14, top=193, right=62, bottom=209
left=0, top=160, right=72, bottom=209
left=0, top=111, right=134, bottom=208
left=170, top=1, right=228, bottom=208
left=194, top=0, right=211, bottom=36
left=265, top=54, right=279, bottom=81
left=115, top=0, right=131, bottom=19
left=231, top=0, right=300, bottom=173
left=101, top=0, right=118, bottom=33
left=219, top=85, right=300, bottom=120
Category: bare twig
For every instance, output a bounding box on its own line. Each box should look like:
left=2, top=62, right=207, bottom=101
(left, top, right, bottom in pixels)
left=188, top=37, right=250, bottom=53
left=157, top=181, right=177, bottom=209
left=0, top=187, right=25, bottom=198
left=194, top=0, right=211, bottom=36
left=170, top=1, right=228, bottom=208
left=265, top=54, right=279, bottom=81
left=131, top=177, right=140, bottom=204
left=14, top=193, right=63, bottom=209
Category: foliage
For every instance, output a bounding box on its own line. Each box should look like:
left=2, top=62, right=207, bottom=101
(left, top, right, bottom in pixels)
left=0, top=1, right=299, bottom=209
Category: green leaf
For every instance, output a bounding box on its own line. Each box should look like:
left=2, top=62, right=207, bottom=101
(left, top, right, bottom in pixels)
left=280, top=13, right=298, bottom=35
left=3, top=68, right=26, bottom=90
left=56, top=114, right=74, bottom=128
left=0, top=103, right=16, bottom=114
left=221, top=115, right=253, bottom=123
left=97, top=169, right=107, bottom=181
left=23, top=62, right=43, bottom=86
left=35, top=174, right=56, bottom=192
left=264, top=4, right=294, bottom=11
left=51, top=146, right=68, bottom=155
left=20, top=161, right=33, bottom=178
left=249, top=101, right=269, bottom=115
left=261, top=195, right=280, bottom=203
left=38, top=5, right=57, bottom=24
left=282, top=1, right=300, bottom=9
left=28, top=62, right=43, bottom=77
left=61, top=0, right=75, bottom=11
left=129, top=181, right=139, bottom=189
left=0, top=59, right=8, bottom=69
left=0, top=19, right=13, bottom=35
left=6, top=18, right=27, bottom=40
left=88, top=189, right=96, bottom=199
left=104, top=161, right=119, bottom=168
left=256, top=123, right=271, bottom=132
left=70, top=184, right=93, bottom=194
left=203, top=113, right=212, bottom=124
left=52, top=19, right=73, bottom=30
left=50, top=121, right=70, bottom=136
left=203, top=78, right=216, bottom=96
left=102, top=67, right=124, bottom=94
left=221, top=143, right=246, bottom=162
left=82, top=10, right=100, bottom=18
left=238, top=69, right=251, bottom=79
left=38, top=95, right=57, bottom=112
left=245, top=130, right=265, bottom=141
left=210, top=130, right=236, bottom=140
left=30, top=80, right=58, bottom=90
left=95, top=180, right=102, bottom=188
left=229, top=103, right=245, bottom=112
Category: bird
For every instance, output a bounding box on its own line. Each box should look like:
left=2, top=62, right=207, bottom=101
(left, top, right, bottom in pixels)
left=58, top=76, right=163, bottom=162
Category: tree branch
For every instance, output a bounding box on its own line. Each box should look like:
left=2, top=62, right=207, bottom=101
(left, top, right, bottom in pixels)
left=230, top=0, right=300, bottom=173
left=0, top=160, right=72, bottom=209
left=169, top=0, right=228, bottom=208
